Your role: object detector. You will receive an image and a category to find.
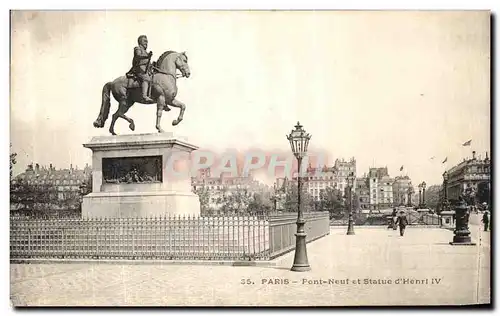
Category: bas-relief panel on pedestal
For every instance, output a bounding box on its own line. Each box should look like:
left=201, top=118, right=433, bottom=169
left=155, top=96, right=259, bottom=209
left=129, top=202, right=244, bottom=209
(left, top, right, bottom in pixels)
left=102, top=155, right=162, bottom=184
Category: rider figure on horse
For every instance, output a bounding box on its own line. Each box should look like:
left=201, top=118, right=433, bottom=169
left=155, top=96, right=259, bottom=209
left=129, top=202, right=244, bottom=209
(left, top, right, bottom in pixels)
left=127, top=35, right=154, bottom=103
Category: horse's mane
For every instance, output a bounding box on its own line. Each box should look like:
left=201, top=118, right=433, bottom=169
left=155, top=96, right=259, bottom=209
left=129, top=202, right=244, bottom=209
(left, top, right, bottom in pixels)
left=157, top=51, right=177, bottom=67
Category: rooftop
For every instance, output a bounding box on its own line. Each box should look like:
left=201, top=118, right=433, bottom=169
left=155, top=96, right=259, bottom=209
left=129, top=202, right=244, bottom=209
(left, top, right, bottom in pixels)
left=447, top=152, right=490, bottom=175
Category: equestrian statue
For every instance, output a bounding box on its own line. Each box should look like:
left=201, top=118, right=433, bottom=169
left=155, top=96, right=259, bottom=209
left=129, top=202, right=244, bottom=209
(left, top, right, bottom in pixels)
left=93, top=35, right=191, bottom=135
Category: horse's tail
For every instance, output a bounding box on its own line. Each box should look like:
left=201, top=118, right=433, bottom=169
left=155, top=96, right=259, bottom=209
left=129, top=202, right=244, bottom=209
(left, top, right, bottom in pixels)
left=93, top=82, right=113, bottom=128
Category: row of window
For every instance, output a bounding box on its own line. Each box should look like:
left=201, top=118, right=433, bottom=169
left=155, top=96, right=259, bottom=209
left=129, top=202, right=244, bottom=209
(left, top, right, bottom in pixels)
left=308, top=182, right=341, bottom=187
left=337, top=166, right=354, bottom=170
left=14, top=185, right=80, bottom=192
left=194, top=185, right=251, bottom=191
left=308, top=176, right=335, bottom=180
left=466, top=166, right=490, bottom=174
left=20, top=179, right=83, bottom=186
left=21, top=174, right=85, bottom=180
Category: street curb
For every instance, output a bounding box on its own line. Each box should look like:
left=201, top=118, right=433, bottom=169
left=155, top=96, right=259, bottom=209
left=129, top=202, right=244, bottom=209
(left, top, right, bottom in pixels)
left=330, top=225, right=446, bottom=229
left=10, top=258, right=278, bottom=267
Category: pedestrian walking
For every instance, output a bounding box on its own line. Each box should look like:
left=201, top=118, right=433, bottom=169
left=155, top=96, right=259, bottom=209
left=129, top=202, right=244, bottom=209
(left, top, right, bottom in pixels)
left=392, top=208, right=398, bottom=230
left=482, top=211, right=489, bottom=232
left=395, top=211, right=409, bottom=236
left=388, top=208, right=398, bottom=229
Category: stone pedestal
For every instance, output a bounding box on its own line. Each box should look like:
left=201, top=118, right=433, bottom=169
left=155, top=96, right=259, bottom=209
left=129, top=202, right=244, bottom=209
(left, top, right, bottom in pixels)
left=82, top=133, right=200, bottom=218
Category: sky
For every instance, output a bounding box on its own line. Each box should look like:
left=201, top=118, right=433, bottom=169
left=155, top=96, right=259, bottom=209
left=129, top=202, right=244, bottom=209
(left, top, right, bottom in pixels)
left=10, top=10, right=490, bottom=186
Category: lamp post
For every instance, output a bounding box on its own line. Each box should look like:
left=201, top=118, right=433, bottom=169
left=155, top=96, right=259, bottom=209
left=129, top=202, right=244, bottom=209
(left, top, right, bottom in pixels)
left=421, top=181, right=427, bottom=208
left=79, top=183, right=88, bottom=214
left=287, top=121, right=311, bottom=272
left=418, top=183, right=423, bottom=208
left=346, top=172, right=355, bottom=235
left=407, top=185, right=414, bottom=207
left=442, top=172, right=449, bottom=209
left=272, top=183, right=277, bottom=214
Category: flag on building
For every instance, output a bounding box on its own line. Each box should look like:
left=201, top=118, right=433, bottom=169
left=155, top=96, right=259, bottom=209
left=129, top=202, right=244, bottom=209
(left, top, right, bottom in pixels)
left=400, top=165, right=404, bottom=171
left=462, top=139, right=472, bottom=146
left=442, top=157, right=448, bottom=163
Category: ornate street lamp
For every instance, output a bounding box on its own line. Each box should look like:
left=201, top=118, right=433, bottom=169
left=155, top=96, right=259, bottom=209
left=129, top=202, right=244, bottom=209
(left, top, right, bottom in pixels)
left=287, top=122, right=311, bottom=272
left=442, top=172, right=450, bottom=211
left=407, top=185, right=414, bottom=207
left=346, top=172, right=355, bottom=235
left=418, top=183, right=423, bottom=208
left=421, top=181, right=427, bottom=208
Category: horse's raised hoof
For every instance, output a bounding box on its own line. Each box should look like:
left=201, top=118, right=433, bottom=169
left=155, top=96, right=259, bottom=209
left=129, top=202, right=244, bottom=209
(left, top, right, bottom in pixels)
left=172, top=118, right=183, bottom=126
left=129, top=122, right=135, bottom=131
left=93, top=120, right=102, bottom=128
left=163, top=105, right=171, bottom=112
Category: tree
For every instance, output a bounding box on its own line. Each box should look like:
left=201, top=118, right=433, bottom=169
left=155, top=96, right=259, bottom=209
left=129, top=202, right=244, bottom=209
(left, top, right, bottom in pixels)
left=352, top=192, right=361, bottom=212
left=216, top=187, right=253, bottom=215
left=10, top=181, right=53, bottom=216
left=283, top=182, right=314, bottom=213
left=11, top=172, right=93, bottom=218
left=10, top=144, right=17, bottom=179
left=247, top=191, right=273, bottom=215
left=319, top=186, right=344, bottom=218
left=82, top=173, right=92, bottom=194
left=477, top=182, right=490, bottom=206
left=423, top=184, right=442, bottom=210
left=463, top=185, right=477, bottom=206
left=194, top=186, right=215, bottom=215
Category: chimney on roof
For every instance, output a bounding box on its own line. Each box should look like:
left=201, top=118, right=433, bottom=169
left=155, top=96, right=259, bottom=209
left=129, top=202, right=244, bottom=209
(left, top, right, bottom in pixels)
left=472, top=151, right=476, bottom=160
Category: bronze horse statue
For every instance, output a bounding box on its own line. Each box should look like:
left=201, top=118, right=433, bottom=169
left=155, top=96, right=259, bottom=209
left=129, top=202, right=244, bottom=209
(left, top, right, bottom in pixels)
left=93, top=51, right=191, bottom=135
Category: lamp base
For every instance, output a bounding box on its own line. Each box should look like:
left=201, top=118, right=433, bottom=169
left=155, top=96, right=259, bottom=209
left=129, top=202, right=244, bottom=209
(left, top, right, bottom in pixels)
left=346, top=222, right=355, bottom=235
left=290, top=230, right=311, bottom=272
left=291, top=264, right=311, bottom=272
left=449, top=242, right=476, bottom=246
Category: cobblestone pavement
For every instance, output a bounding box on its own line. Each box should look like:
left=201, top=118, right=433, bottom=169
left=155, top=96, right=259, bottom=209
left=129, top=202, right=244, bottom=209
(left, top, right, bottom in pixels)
left=10, top=219, right=490, bottom=306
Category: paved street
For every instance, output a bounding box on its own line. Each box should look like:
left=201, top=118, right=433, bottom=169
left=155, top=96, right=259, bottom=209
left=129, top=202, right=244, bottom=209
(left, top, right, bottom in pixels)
left=10, top=218, right=490, bottom=306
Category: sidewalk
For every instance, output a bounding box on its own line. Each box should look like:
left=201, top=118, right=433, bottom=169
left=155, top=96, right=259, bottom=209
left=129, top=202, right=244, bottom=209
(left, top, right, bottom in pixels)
left=10, top=225, right=490, bottom=306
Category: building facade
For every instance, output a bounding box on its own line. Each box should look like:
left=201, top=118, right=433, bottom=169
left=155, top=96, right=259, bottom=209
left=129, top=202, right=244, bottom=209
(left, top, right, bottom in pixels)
left=191, top=169, right=268, bottom=212
left=10, top=163, right=92, bottom=216
left=303, top=166, right=337, bottom=201
left=367, top=167, right=394, bottom=210
left=279, top=157, right=357, bottom=202
left=446, top=151, right=490, bottom=204
left=392, top=175, right=413, bottom=206
left=356, top=177, right=371, bottom=210
left=377, top=175, right=394, bottom=208
left=334, top=158, right=357, bottom=194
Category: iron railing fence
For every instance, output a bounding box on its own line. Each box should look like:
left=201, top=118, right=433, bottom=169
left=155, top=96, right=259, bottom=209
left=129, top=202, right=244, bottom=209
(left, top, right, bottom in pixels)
left=329, top=212, right=441, bottom=226
left=407, top=212, right=441, bottom=225
left=10, top=212, right=330, bottom=261
left=268, top=212, right=330, bottom=259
